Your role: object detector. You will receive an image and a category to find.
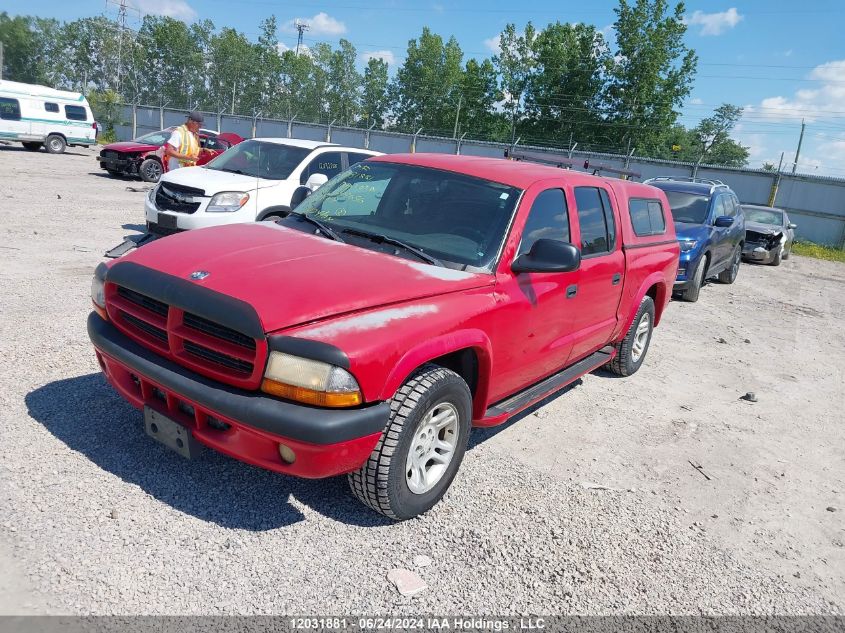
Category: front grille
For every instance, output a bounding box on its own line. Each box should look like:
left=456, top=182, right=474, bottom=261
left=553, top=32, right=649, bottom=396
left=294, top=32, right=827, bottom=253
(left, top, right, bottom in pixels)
left=101, top=150, right=118, bottom=159
left=746, top=230, right=780, bottom=249
left=184, top=312, right=256, bottom=350
left=122, top=312, right=168, bottom=343
left=183, top=340, right=254, bottom=375
left=108, top=283, right=263, bottom=388
left=117, top=286, right=168, bottom=317
left=155, top=182, right=204, bottom=214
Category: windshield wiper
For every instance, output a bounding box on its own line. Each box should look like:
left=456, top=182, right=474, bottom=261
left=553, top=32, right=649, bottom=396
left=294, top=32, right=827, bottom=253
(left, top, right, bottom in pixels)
left=341, top=227, right=442, bottom=266
left=218, top=167, right=249, bottom=175
left=286, top=211, right=345, bottom=242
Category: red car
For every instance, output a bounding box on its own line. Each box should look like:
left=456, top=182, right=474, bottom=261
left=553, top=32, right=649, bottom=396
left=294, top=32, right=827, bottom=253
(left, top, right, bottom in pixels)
left=88, top=153, right=679, bottom=519
left=97, top=128, right=244, bottom=182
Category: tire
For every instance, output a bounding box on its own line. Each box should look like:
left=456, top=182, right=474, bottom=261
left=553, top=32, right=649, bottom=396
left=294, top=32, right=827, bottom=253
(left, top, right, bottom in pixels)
left=782, top=244, right=791, bottom=260
left=139, top=158, right=163, bottom=183
left=679, top=256, right=706, bottom=303
left=769, top=246, right=782, bottom=267
left=607, top=296, right=655, bottom=377
left=262, top=214, right=284, bottom=223
left=22, top=142, right=42, bottom=151
left=45, top=134, right=66, bottom=154
left=348, top=364, right=472, bottom=520
left=718, top=245, right=741, bottom=284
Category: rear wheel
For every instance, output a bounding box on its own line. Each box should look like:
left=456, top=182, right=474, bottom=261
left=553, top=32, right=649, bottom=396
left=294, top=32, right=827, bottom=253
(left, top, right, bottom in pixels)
left=679, top=256, right=706, bottom=303
left=139, top=158, right=163, bottom=182
left=22, top=142, right=42, bottom=151
left=718, top=246, right=741, bottom=284
left=348, top=364, right=472, bottom=520
left=45, top=134, right=66, bottom=154
left=607, top=296, right=655, bottom=377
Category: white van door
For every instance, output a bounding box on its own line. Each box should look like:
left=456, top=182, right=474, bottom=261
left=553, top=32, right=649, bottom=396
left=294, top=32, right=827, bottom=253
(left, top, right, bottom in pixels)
left=0, top=96, right=30, bottom=142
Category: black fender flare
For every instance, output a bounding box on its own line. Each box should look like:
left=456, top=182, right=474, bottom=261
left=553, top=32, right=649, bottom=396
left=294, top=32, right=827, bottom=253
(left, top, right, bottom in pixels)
left=256, top=206, right=291, bottom=221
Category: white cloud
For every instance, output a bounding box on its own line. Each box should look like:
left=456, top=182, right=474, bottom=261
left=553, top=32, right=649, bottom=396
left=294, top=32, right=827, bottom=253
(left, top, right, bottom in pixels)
left=689, top=97, right=703, bottom=105
left=483, top=34, right=501, bottom=53
left=282, top=12, right=346, bottom=37
left=684, top=8, right=743, bottom=36
left=432, top=3, right=444, bottom=13
left=748, top=60, right=845, bottom=123
left=360, top=50, right=396, bottom=66
left=135, top=0, right=196, bottom=20
left=276, top=42, right=290, bottom=53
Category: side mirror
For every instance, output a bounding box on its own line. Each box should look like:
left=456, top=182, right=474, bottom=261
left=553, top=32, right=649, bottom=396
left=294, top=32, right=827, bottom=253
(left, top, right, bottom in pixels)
left=290, top=186, right=312, bottom=207
left=788, top=223, right=797, bottom=229
left=714, top=215, right=734, bottom=228
left=512, top=239, right=581, bottom=274
left=305, top=173, right=329, bottom=191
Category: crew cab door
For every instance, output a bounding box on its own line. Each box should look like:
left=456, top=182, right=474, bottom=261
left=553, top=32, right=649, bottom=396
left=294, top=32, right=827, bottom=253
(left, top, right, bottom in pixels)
left=496, top=188, right=578, bottom=394
left=567, top=186, right=625, bottom=362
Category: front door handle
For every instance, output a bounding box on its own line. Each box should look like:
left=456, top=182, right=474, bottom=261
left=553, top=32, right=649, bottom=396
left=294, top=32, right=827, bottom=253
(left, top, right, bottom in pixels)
left=612, top=273, right=622, bottom=285
left=566, top=284, right=578, bottom=298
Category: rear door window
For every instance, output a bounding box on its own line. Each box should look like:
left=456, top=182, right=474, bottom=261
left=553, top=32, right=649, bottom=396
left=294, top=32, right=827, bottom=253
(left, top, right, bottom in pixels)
left=574, top=187, right=614, bottom=256
left=45, top=102, right=59, bottom=113
left=347, top=152, right=373, bottom=167
left=518, top=189, right=570, bottom=256
left=64, top=105, right=88, bottom=121
left=0, top=97, right=21, bottom=120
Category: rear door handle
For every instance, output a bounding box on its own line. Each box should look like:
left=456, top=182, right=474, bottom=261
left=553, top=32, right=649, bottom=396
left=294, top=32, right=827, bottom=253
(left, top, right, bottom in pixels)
left=566, top=284, right=578, bottom=298
left=612, top=273, right=622, bottom=285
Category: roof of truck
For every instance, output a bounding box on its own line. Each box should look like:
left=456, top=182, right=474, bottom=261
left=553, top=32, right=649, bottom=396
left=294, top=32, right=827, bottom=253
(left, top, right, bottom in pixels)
left=368, top=153, right=646, bottom=190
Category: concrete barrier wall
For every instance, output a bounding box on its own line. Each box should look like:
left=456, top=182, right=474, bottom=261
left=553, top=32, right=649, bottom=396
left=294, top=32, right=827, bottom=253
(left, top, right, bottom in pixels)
left=115, top=104, right=845, bottom=247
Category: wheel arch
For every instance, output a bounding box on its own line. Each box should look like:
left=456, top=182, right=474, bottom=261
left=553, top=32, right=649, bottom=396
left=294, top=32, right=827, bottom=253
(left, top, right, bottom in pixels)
left=257, top=205, right=292, bottom=221
left=378, top=330, right=493, bottom=421
left=623, top=273, right=668, bottom=332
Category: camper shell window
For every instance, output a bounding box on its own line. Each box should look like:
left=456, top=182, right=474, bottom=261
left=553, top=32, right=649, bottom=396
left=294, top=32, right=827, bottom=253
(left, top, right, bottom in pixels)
left=64, top=105, right=87, bottom=121
left=45, top=102, right=59, bottom=113
left=0, top=97, right=21, bottom=121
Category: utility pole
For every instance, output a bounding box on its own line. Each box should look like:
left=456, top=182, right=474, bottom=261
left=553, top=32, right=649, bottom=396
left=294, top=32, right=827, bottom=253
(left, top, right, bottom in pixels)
left=294, top=21, right=309, bottom=56
left=452, top=94, right=462, bottom=139
left=792, top=118, right=806, bottom=174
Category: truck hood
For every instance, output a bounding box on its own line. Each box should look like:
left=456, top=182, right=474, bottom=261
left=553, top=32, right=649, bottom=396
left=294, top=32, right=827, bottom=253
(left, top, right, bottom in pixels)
left=103, top=141, right=159, bottom=153
left=161, top=166, right=279, bottom=193
left=674, top=222, right=710, bottom=242
left=120, top=223, right=493, bottom=334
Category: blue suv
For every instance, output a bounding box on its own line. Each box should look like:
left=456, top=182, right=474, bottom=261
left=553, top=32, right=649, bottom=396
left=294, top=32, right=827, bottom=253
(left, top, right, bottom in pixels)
left=645, top=178, right=745, bottom=302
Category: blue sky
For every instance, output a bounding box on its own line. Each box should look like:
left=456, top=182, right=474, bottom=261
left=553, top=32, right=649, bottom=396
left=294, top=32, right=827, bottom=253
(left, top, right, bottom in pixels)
left=12, top=0, right=845, bottom=175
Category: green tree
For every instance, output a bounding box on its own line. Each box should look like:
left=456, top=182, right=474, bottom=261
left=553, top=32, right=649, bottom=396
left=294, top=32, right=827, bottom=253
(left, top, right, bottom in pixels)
left=492, top=23, right=536, bottom=143
left=523, top=21, right=610, bottom=146
left=361, top=57, right=390, bottom=127
left=88, top=88, right=124, bottom=141
left=326, top=39, right=361, bottom=126
left=207, top=27, right=258, bottom=114
left=0, top=13, right=60, bottom=85
left=392, top=27, right=464, bottom=134
left=460, top=58, right=504, bottom=139
left=605, top=0, right=698, bottom=154
left=691, top=103, right=748, bottom=166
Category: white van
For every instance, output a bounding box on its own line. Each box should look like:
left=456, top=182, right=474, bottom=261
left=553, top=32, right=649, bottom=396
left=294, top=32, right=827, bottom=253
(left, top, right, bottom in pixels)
left=0, top=80, right=97, bottom=153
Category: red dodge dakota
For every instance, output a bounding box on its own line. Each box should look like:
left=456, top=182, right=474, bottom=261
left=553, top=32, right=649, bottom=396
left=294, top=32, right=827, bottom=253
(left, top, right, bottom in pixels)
left=88, top=153, right=679, bottom=519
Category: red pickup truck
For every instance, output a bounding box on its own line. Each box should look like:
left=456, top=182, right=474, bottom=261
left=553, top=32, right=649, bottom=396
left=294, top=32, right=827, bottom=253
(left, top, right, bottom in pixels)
left=88, top=153, right=679, bottom=519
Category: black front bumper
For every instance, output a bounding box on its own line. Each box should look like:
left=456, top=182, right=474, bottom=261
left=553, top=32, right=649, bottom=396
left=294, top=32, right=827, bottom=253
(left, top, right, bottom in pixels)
left=98, top=155, right=136, bottom=173
left=87, top=312, right=389, bottom=445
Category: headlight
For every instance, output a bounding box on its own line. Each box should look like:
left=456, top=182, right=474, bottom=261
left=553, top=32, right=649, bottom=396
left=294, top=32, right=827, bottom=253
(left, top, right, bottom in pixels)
left=679, top=240, right=697, bottom=252
left=91, top=274, right=107, bottom=319
left=148, top=185, right=157, bottom=204
left=261, top=351, right=362, bottom=407
left=207, top=191, right=250, bottom=213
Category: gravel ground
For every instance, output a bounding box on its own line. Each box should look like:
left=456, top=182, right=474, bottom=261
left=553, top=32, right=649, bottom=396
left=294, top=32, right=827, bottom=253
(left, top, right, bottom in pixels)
left=0, top=144, right=843, bottom=615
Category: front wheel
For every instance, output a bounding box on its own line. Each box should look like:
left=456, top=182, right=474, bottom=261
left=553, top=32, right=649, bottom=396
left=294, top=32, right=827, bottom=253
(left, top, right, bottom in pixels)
left=139, top=158, right=163, bottom=182
left=769, top=246, right=782, bottom=266
left=718, top=246, right=741, bottom=284
left=348, top=364, right=472, bottom=520
left=607, top=296, right=655, bottom=376
left=679, top=256, right=706, bottom=303
left=45, top=134, right=66, bottom=154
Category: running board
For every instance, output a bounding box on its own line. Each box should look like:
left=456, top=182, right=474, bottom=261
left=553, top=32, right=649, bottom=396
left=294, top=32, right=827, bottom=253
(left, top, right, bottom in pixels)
left=483, top=346, right=614, bottom=418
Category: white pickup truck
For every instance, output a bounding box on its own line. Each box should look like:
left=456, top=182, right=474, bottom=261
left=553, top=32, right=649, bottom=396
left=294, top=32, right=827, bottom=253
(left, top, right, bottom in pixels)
left=142, top=138, right=381, bottom=236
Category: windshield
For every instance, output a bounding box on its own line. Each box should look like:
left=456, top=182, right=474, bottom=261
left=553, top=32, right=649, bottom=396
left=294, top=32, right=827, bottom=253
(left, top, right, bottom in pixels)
left=134, top=129, right=172, bottom=145
left=744, top=207, right=783, bottom=225
left=663, top=190, right=711, bottom=224
left=205, top=140, right=310, bottom=180
left=290, top=162, right=521, bottom=270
